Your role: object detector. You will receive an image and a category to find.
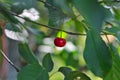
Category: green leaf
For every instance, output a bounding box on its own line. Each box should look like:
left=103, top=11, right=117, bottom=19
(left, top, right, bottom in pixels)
left=113, top=8, right=120, bottom=21
left=71, top=0, right=106, bottom=31
left=108, top=45, right=120, bottom=80
left=45, top=0, right=68, bottom=27
left=104, top=26, right=120, bottom=41
left=66, top=52, right=79, bottom=68
left=0, top=29, right=3, bottom=65
left=0, top=27, right=2, bottom=37
left=42, top=53, right=54, bottom=72
left=58, top=67, right=72, bottom=77
left=10, top=0, right=37, bottom=10
left=17, top=64, right=49, bottom=80
left=65, top=71, right=91, bottom=80
left=0, top=1, right=19, bottom=23
left=104, top=52, right=120, bottom=80
left=75, top=20, right=85, bottom=33
left=84, top=29, right=113, bottom=77
left=10, top=3, right=25, bottom=14
left=27, top=27, right=45, bottom=35
left=53, top=0, right=75, bottom=18
left=104, top=27, right=120, bottom=34
left=18, top=43, right=39, bottom=64
left=5, top=22, right=21, bottom=32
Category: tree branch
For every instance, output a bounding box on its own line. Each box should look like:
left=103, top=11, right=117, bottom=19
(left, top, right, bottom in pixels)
left=0, top=50, right=20, bottom=72
left=9, top=12, right=112, bottom=36
left=11, top=12, right=86, bottom=35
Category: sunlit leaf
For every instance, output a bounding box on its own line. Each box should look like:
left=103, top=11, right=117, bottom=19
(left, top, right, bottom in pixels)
left=113, top=8, right=120, bottom=21
left=75, top=20, right=85, bottom=33
left=42, top=53, right=54, bottom=72
left=18, top=43, right=39, bottom=64
left=17, top=64, right=49, bottom=80
left=84, top=29, right=113, bottom=77
left=65, top=71, right=91, bottom=80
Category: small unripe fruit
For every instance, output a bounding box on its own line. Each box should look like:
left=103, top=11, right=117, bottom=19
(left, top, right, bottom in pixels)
left=54, top=37, right=66, bottom=47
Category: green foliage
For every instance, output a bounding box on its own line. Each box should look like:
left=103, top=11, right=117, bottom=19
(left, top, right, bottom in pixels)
left=42, top=53, right=54, bottom=72
left=58, top=67, right=72, bottom=76
left=45, top=0, right=68, bottom=27
left=104, top=50, right=120, bottom=80
left=113, top=8, right=120, bottom=21
left=0, top=1, right=19, bottom=23
left=5, top=22, right=21, bottom=32
left=104, top=25, right=120, bottom=41
left=64, top=71, right=91, bottom=80
left=58, top=67, right=91, bottom=80
left=84, top=29, right=113, bottom=77
left=17, top=64, right=49, bottom=80
left=0, top=27, right=2, bottom=37
left=51, top=0, right=75, bottom=18
left=75, top=20, right=85, bottom=33
left=59, top=50, right=80, bottom=68
left=1, top=0, right=120, bottom=80
left=10, top=0, right=37, bottom=14
left=72, top=0, right=106, bottom=31
left=66, top=52, right=79, bottom=68
left=18, top=43, right=39, bottom=64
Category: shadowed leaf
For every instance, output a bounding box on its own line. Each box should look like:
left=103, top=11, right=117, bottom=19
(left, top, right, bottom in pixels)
left=84, top=29, right=112, bottom=77
left=42, top=53, right=54, bottom=72
left=18, top=43, right=39, bottom=64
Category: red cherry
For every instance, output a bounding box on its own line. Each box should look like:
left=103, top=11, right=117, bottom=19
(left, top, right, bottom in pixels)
left=54, top=37, right=66, bottom=47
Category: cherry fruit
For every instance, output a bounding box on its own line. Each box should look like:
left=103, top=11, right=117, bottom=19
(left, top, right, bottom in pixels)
left=54, top=37, right=66, bottom=47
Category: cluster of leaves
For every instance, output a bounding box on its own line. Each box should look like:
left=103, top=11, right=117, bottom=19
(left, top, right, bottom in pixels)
left=1, top=0, right=120, bottom=80
left=18, top=43, right=91, bottom=80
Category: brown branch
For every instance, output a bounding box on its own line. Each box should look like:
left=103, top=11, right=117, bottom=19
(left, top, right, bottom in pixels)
left=0, top=50, right=20, bottom=72
left=9, top=11, right=112, bottom=36
left=0, top=20, right=7, bottom=80
left=11, top=12, right=86, bottom=36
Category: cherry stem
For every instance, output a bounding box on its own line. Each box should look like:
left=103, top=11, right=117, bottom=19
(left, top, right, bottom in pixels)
left=60, top=31, right=63, bottom=38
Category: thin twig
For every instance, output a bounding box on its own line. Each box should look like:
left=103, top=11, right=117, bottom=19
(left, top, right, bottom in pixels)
left=11, top=12, right=86, bottom=35
left=104, top=33, right=110, bottom=44
left=10, top=12, right=113, bottom=36
left=0, top=50, right=20, bottom=72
